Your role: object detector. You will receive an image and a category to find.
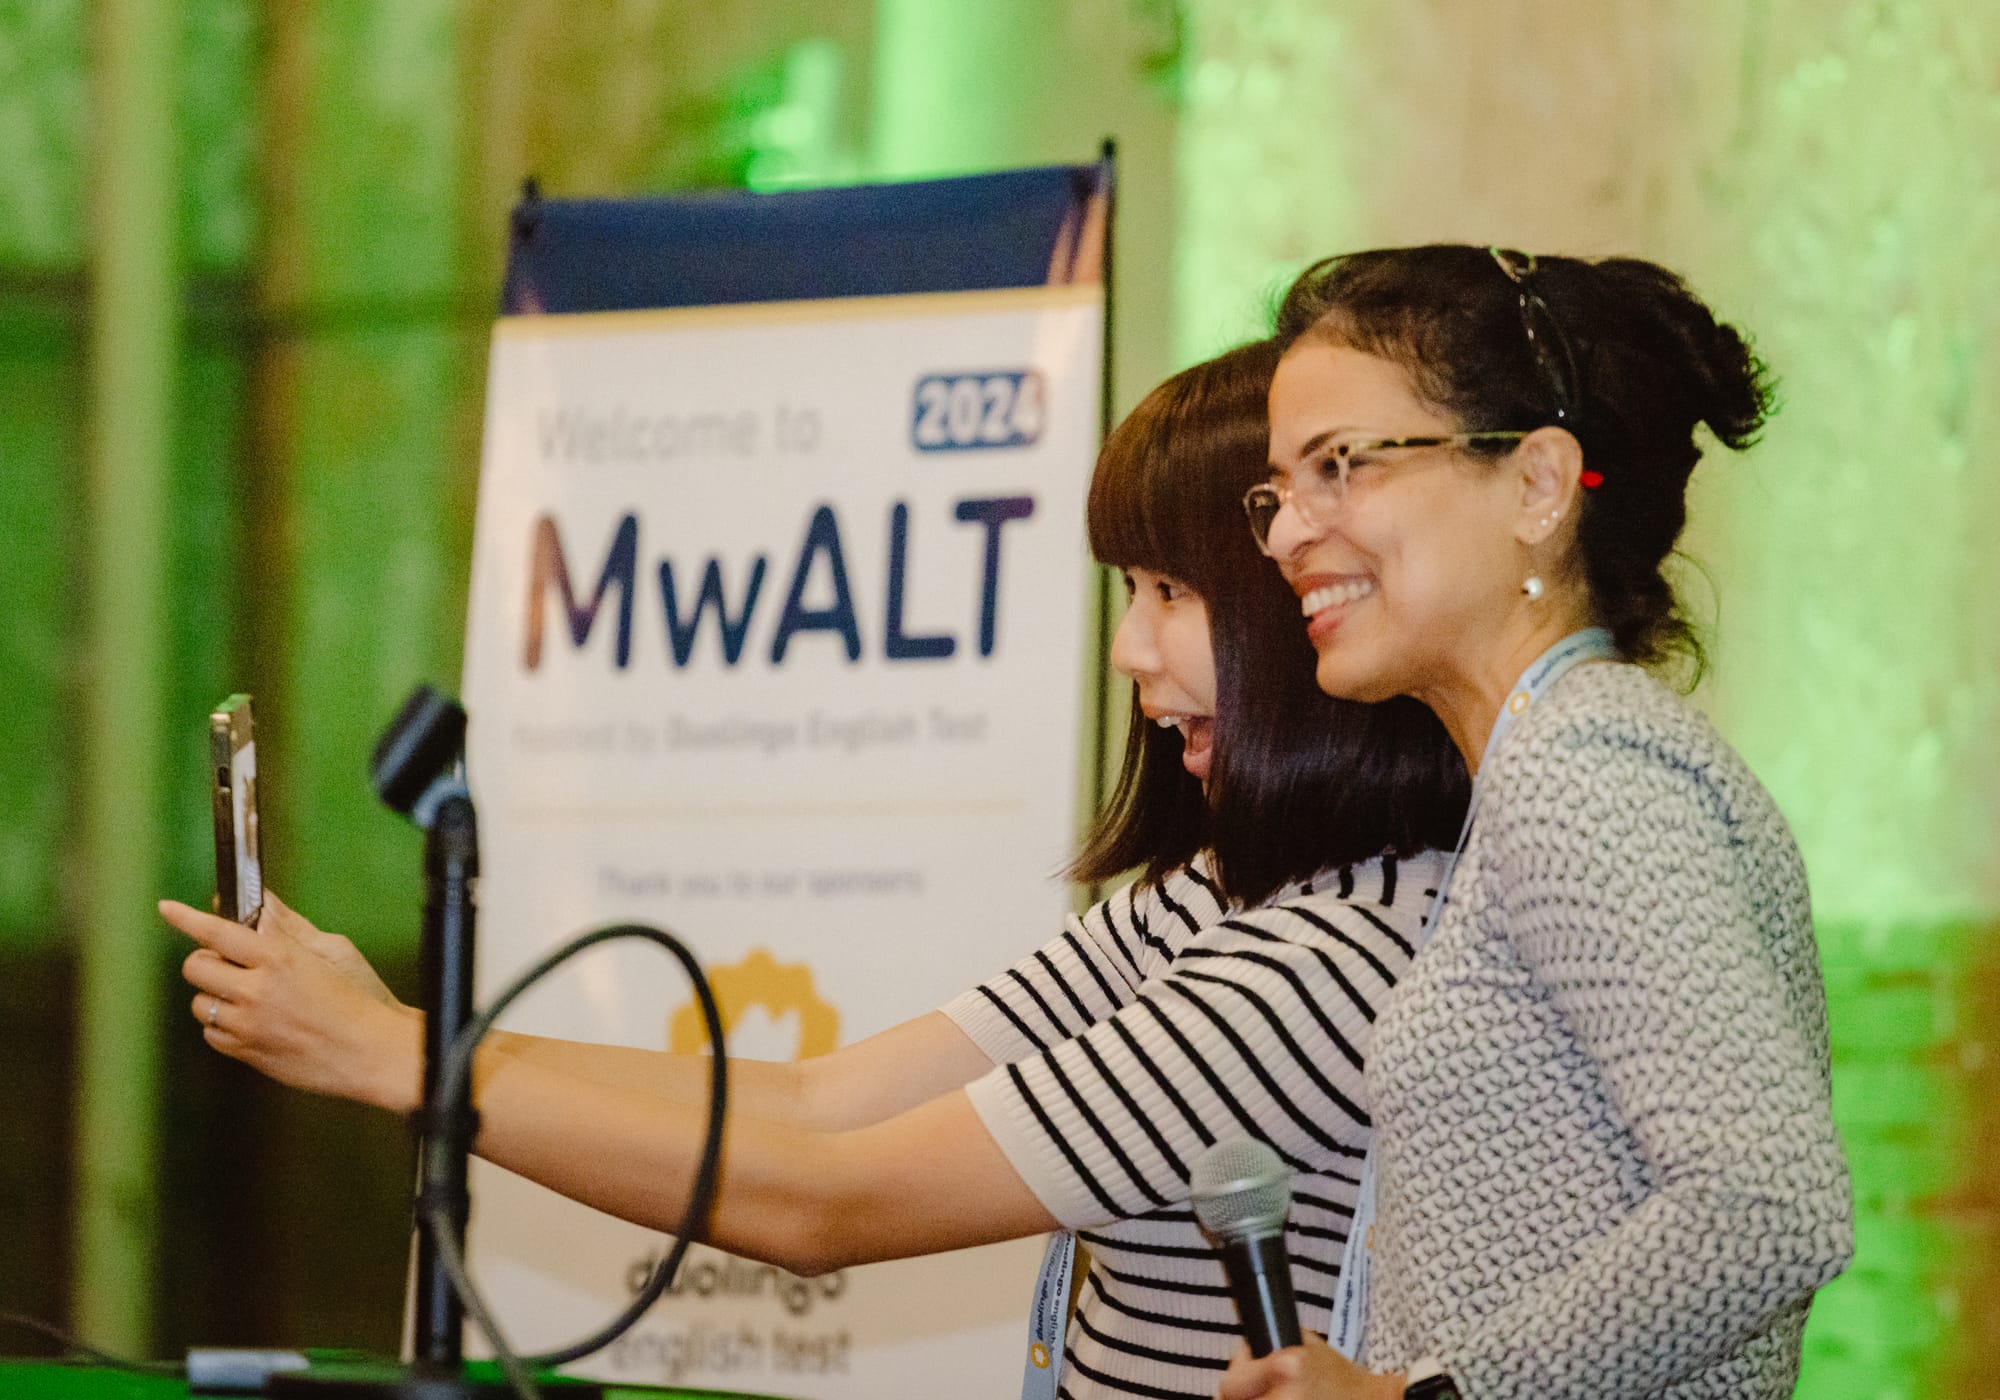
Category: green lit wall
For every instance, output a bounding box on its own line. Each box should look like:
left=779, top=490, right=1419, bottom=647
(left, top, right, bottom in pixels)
left=1691, top=12, right=2000, bottom=1391
left=0, top=0, right=889, bottom=1355
left=1176, top=3, right=1999, bottom=1395
left=0, top=2, right=1990, bottom=1393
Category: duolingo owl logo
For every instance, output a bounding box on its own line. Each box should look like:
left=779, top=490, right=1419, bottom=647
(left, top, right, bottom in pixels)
left=668, top=948, right=840, bottom=1059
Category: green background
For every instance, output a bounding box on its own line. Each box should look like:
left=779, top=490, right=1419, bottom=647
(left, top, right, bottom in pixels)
left=0, top=2, right=1990, bottom=1395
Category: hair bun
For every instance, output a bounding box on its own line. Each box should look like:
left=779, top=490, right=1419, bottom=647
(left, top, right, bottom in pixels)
left=1582, top=258, right=1774, bottom=453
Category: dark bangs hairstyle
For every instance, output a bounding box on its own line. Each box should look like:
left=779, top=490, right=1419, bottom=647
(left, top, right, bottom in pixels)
left=1273, top=245, right=1775, bottom=678
left=1069, top=339, right=1468, bottom=906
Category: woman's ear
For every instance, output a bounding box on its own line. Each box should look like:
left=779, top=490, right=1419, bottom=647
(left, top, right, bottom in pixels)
left=1511, top=426, right=1584, bottom=546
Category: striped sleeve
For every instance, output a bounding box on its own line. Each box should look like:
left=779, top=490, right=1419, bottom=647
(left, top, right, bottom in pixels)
left=939, top=865, right=1227, bottom=1066
left=961, top=889, right=1418, bottom=1230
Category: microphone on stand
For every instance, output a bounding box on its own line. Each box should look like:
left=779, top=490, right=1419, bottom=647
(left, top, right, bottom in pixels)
left=1190, top=1140, right=1303, bottom=1357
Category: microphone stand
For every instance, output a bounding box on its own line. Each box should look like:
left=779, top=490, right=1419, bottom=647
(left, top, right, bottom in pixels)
left=272, top=687, right=596, bottom=1399
left=412, top=786, right=478, bottom=1375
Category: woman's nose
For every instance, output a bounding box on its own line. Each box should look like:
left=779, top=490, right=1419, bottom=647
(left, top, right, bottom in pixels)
left=1109, top=607, right=1156, bottom=679
left=1260, top=495, right=1317, bottom=564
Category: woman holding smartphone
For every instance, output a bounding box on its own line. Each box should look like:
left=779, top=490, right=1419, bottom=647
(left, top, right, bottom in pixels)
left=164, top=340, right=1467, bottom=1400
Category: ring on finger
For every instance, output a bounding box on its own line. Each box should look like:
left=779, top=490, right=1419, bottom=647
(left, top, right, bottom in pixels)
left=206, top=996, right=221, bottom=1028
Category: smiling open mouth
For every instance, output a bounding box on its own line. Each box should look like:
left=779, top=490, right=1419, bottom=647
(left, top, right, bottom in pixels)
left=1152, top=714, right=1215, bottom=779
left=1301, top=578, right=1377, bottom=615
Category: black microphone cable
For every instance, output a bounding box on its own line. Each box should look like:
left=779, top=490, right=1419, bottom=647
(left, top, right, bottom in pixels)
left=3, top=920, right=725, bottom=1400
left=0, top=1311, right=184, bottom=1377
left=420, top=920, right=728, bottom=1400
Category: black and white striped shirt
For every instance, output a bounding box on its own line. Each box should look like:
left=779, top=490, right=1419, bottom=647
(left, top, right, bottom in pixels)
left=944, top=850, right=1443, bottom=1400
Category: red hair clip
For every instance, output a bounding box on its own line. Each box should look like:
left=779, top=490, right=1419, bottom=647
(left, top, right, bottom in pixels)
left=1579, top=469, right=1605, bottom=489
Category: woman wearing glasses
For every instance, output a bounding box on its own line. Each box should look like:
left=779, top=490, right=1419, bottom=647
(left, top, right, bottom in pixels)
left=164, top=341, right=1468, bottom=1399
left=1220, top=247, right=1852, bottom=1400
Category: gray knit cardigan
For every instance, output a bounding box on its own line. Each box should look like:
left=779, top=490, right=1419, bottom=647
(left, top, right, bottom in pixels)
left=1364, top=662, right=1853, bottom=1398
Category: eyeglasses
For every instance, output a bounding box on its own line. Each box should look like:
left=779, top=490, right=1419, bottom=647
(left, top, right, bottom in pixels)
left=1242, top=432, right=1528, bottom=555
left=1489, top=247, right=1582, bottom=429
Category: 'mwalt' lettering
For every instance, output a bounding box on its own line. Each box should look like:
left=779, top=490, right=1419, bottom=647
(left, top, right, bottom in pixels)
left=661, top=557, right=767, bottom=666
left=955, top=495, right=1036, bottom=657
left=523, top=512, right=638, bottom=669
left=519, top=495, right=1040, bottom=673
left=769, top=505, right=862, bottom=664
left=884, top=502, right=955, bottom=661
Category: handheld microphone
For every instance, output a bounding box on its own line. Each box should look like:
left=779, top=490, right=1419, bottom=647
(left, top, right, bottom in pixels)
left=1190, top=1140, right=1303, bottom=1357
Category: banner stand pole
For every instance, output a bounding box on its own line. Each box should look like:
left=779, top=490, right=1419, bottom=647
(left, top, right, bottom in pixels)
left=1086, top=138, right=1118, bottom=902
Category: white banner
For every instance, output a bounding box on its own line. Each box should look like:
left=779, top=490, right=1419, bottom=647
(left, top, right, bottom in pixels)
left=459, top=284, right=1102, bottom=1396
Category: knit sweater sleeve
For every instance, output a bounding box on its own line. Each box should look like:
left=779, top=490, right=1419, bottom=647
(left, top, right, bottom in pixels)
left=958, top=889, right=1409, bottom=1230
left=1441, top=728, right=1854, bottom=1398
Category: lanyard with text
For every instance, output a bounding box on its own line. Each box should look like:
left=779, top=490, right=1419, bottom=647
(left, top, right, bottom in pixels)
left=1020, top=1229, right=1077, bottom=1400
left=1326, top=628, right=1616, bottom=1361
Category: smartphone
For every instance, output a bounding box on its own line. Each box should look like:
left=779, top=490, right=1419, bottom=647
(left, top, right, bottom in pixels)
left=210, top=694, right=264, bottom=926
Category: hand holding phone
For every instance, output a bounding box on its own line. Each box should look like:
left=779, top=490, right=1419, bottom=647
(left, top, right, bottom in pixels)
left=210, top=694, right=264, bottom=926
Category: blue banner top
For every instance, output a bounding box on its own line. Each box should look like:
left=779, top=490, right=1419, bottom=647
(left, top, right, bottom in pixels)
left=501, top=162, right=1112, bottom=316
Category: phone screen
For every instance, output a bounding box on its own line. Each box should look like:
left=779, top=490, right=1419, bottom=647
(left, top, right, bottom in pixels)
left=211, top=694, right=264, bottom=925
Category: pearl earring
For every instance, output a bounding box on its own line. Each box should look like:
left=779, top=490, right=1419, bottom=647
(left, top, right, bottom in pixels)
left=1522, top=574, right=1545, bottom=601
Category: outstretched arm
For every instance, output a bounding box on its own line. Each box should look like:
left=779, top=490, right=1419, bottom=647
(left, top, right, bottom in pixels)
left=168, top=894, right=992, bottom=1134
left=465, top=1041, right=1054, bottom=1274
left=162, top=896, right=1050, bottom=1274
left=486, top=1011, right=990, bottom=1133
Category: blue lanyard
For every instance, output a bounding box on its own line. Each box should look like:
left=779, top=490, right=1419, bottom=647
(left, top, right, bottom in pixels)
left=1327, top=628, right=1615, bottom=1362
left=1019, top=1230, right=1077, bottom=1399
